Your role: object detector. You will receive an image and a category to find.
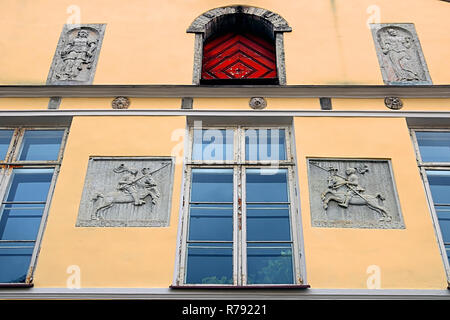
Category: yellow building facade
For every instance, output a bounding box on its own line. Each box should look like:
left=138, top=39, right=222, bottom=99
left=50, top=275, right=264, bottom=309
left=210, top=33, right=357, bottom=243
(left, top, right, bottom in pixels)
left=0, top=0, right=449, bottom=300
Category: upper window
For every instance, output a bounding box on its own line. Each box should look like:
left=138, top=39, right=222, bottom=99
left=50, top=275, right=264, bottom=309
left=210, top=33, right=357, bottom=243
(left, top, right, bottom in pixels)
left=412, top=130, right=450, bottom=281
left=176, top=125, right=305, bottom=286
left=0, top=128, right=67, bottom=285
left=187, top=6, right=292, bottom=85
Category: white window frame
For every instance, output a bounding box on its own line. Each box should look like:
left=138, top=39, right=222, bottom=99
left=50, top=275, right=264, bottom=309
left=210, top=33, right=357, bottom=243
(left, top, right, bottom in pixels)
left=411, top=128, right=450, bottom=283
left=0, top=126, right=68, bottom=286
left=175, top=125, right=305, bottom=287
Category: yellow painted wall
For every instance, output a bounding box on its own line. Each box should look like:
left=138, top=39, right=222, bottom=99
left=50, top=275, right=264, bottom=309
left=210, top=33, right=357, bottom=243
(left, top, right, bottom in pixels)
left=294, top=117, right=447, bottom=289
left=0, top=98, right=50, bottom=110
left=33, top=116, right=186, bottom=288
left=0, top=0, right=449, bottom=85
left=193, top=98, right=320, bottom=110
left=332, top=98, right=450, bottom=111
left=59, top=98, right=181, bottom=110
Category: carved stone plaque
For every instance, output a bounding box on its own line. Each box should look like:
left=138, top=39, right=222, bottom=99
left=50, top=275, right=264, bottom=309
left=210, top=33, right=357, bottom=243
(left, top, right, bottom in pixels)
left=307, top=159, right=404, bottom=229
left=47, top=24, right=106, bottom=85
left=76, top=157, right=174, bottom=227
left=370, top=23, right=432, bottom=85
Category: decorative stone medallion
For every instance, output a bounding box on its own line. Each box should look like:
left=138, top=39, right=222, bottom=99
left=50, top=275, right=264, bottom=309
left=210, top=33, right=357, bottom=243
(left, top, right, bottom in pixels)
left=76, top=157, right=174, bottom=227
left=307, top=158, right=405, bottom=229
left=249, top=97, right=267, bottom=110
left=111, top=96, right=130, bottom=109
left=384, top=97, right=403, bottom=110
left=370, top=23, right=432, bottom=85
left=47, top=24, right=106, bottom=85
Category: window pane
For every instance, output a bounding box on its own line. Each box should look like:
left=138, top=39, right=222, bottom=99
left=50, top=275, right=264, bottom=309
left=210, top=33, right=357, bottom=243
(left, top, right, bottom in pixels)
left=191, top=169, right=233, bottom=203
left=246, top=204, right=291, bottom=241
left=18, top=130, right=64, bottom=161
left=426, top=171, right=450, bottom=205
left=0, top=204, right=45, bottom=240
left=446, top=246, right=450, bottom=265
left=245, top=129, right=286, bottom=161
left=416, top=132, right=450, bottom=162
left=5, top=169, right=54, bottom=202
left=0, top=244, right=33, bottom=283
left=435, top=206, right=450, bottom=243
left=189, top=204, right=233, bottom=241
left=247, top=243, right=294, bottom=284
left=246, top=169, right=288, bottom=203
left=192, top=129, right=234, bottom=161
left=0, top=130, right=13, bottom=160
left=185, top=243, right=233, bottom=284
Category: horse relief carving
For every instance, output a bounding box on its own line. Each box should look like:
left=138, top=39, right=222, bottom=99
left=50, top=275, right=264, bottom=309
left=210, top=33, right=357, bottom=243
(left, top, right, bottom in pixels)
left=90, top=163, right=169, bottom=220
left=76, top=157, right=174, bottom=227
left=308, top=159, right=404, bottom=229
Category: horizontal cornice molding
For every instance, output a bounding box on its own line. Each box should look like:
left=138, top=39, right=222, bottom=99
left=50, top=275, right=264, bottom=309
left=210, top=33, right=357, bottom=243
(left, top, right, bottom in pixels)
left=0, top=85, right=450, bottom=98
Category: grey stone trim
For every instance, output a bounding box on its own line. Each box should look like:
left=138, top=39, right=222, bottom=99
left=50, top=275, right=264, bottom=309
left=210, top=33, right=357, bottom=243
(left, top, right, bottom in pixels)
left=47, top=24, right=106, bottom=85
left=319, top=98, right=332, bottom=110
left=275, top=33, right=287, bottom=85
left=187, top=6, right=291, bottom=34
left=370, top=23, right=432, bottom=85
left=181, top=97, right=193, bottom=109
left=1, top=84, right=449, bottom=98
left=0, top=287, right=449, bottom=300
left=47, top=97, right=62, bottom=109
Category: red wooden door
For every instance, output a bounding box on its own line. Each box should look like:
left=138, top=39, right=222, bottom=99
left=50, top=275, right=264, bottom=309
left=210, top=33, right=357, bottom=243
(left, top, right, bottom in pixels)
left=202, top=33, right=277, bottom=81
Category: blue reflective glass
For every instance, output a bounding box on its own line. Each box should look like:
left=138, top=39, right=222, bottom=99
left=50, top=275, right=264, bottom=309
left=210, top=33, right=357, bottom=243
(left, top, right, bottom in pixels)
left=6, top=169, right=54, bottom=202
left=189, top=204, right=233, bottom=241
left=247, top=243, right=293, bottom=284
left=186, top=243, right=233, bottom=284
left=0, top=204, right=45, bottom=240
left=245, top=129, right=286, bottom=161
left=0, top=130, right=13, bottom=160
left=246, top=169, right=288, bottom=203
left=416, top=132, right=450, bottom=162
left=18, top=130, right=64, bottom=161
left=246, top=204, right=291, bottom=241
left=192, top=129, right=234, bottom=161
left=435, top=206, right=450, bottom=243
left=426, top=171, right=450, bottom=205
left=190, top=169, right=233, bottom=203
left=0, top=244, right=33, bottom=283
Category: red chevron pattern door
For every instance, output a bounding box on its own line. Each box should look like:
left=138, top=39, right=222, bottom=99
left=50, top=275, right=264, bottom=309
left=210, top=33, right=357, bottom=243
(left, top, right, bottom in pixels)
left=202, top=33, right=277, bottom=81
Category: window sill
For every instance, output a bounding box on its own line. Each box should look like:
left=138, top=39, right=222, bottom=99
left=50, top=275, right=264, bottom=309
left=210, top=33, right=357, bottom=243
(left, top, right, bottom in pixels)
left=170, top=284, right=310, bottom=290
left=0, top=282, right=34, bottom=288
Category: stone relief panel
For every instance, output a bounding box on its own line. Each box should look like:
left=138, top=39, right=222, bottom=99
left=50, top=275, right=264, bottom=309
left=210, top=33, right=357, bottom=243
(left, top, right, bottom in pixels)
left=76, top=157, right=174, bottom=227
left=371, top=23, right=432, bottom=85
left=47, top=24, right=106, bottom=85
left=307, top=159, right=405, bottom=229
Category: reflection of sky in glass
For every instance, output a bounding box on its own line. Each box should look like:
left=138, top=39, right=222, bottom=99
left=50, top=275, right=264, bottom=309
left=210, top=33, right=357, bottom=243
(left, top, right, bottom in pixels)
left=18, top=130, right=64, bottom=161
left=0, top=130, right=13, bottom=160
left=245, top=129, right=286, bottom=161
left=247, top=204, right=290, bottom=241
left=0, top=244, right=33, bottom=283
left=190, top=169, right=233, bottom=203
left=185, top=243, right=233, bottom=284
left=247, top=243, right=293, bottom=284
left=246, top=169, right=288, bottom=203
left=189, top=204, right=233, bottom=241
left=192, top=129, right=234, bottom=161
left=426, top=170, right=450, bottom=264
left=417, top=132, right=450, bottom=162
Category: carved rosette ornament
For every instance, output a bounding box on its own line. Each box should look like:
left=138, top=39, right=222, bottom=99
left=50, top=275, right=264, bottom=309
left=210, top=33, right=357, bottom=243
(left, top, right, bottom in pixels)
left=249, top=97, right=267, bottom=110
left=112, top=96, right=130, bottom=109
left=47, top=24, right=106, bottom=85
left=384, top=97, right=403, bottom=110
left=308, top=159, right=405, bottom=229
left=76, top=157, right=174, bottom=227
